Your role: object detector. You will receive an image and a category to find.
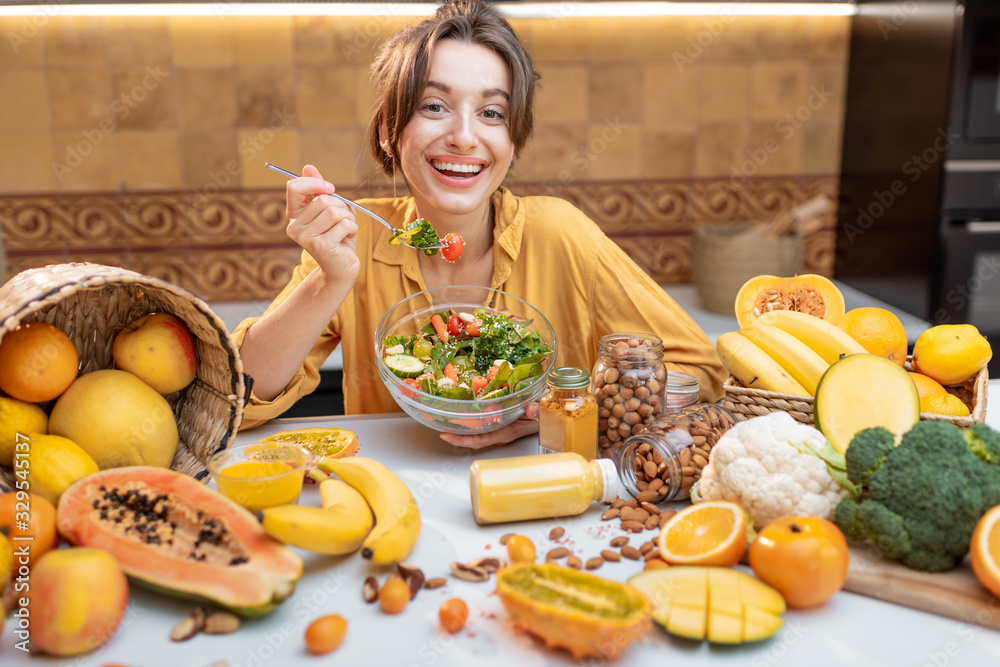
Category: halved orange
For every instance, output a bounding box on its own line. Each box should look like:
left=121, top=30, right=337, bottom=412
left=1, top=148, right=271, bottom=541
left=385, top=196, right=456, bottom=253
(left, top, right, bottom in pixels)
left=970, top=505, right=1000, bottom=598
left=260, top=427, right=359, bottom=459
left=658, top=501, right=748, bottom=567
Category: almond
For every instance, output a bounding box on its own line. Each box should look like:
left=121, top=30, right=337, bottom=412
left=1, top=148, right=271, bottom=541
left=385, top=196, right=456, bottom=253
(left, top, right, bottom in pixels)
left=546, top=547, right=570, bottom=560
left=644, top=548, right=664, bottom=561
left=566, top=555, right=583, bottom=569
left=601, top=508, right=620, bottom=521
left=635, top=490, right=658, bottom=503
left=621, top=520, right=645, bottom=533
left=585, top=557, right=604, bottom=570
left=203, top=611, right=241, bottom=635
left=640, top=501, right=660, bottom=515
left=644, top=515, right=660, bottom=530
left=611, top=498, right=626, bottom=510
left=424, top=577, right=447, bottom=590
left=639, top=541, right=655, bottom=554
left=609, top=536, right=629, bottom=548
left=600, top=549, right=622, bottom=562
left=499, top=533, right=515, bottom=545
left=549, top=527, right=566, bottom=540
left=621, top=545, right=642, bottom=560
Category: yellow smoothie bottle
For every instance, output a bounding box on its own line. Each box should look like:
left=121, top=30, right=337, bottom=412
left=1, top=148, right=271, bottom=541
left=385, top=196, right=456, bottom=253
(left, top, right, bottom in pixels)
left=470, top=452, right=619, bottom=525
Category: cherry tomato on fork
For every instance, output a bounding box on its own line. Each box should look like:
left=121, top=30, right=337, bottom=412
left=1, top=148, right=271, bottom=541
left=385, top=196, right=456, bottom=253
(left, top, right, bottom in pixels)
left=441, top=233, right=464, bottom=262
left=447, top=315, right=464, bottom=338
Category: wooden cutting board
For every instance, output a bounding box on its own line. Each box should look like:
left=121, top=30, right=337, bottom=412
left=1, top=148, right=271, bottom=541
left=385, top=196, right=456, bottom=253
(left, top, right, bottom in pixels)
left=844, top=543, right=1000, bottom=630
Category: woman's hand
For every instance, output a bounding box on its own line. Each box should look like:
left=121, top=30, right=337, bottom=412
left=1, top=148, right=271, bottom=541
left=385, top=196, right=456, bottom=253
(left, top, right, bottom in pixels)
left=286, top=164, right=360, bottom=280
left=438, top=402, right=540, bottom=450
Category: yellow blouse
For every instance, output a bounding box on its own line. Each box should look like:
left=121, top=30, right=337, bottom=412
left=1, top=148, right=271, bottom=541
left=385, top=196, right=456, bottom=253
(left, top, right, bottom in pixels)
left=232, top=188, right=726, bottom=429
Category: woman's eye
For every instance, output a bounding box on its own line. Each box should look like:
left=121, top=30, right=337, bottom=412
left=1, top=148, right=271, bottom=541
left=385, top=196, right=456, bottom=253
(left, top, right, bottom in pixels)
left=484, top=108, right=505, bottom=120
left=422, top=103, right=444, bottom=113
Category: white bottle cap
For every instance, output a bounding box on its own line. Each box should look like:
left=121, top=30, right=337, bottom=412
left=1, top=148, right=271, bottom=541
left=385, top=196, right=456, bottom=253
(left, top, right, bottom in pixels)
left=595, top=457, right=620, bottom=504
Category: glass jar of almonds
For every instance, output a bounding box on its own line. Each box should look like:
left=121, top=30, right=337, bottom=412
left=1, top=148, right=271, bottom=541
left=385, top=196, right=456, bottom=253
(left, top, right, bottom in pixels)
left=592, top=333, right=668, bottom=462
left=613, top=404, right=736, bottom=503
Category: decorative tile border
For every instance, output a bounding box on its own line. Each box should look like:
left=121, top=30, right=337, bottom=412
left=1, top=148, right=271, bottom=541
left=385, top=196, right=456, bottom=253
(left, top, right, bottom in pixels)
left=1, top=176, right=837, bottom=301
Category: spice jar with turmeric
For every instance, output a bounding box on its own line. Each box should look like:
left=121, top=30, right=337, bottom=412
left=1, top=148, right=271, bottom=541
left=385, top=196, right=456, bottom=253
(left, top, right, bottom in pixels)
left=538, top=367, right=599, bottom=460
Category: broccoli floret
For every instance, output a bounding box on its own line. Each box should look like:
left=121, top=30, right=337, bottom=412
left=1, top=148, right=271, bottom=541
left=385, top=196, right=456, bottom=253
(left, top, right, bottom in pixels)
left=834, top=421, right=1000, bottom=572
left=844, top=426, right=895, bottom=487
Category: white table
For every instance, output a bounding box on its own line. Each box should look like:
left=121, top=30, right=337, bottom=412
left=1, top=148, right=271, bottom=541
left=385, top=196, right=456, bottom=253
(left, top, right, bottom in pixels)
left=4, top=387, right=998, bottom=666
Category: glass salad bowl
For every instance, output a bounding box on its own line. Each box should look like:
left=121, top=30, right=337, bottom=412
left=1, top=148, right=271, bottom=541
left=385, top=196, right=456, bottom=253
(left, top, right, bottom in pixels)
left=374, top=285, right=558, bottom=435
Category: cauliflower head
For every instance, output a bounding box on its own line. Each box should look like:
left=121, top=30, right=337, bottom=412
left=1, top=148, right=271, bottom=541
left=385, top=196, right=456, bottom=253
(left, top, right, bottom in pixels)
left=697, top=412, right=852, bottom=528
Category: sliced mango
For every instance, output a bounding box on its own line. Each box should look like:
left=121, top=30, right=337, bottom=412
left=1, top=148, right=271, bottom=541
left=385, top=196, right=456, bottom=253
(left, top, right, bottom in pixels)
left=628, top=566, right=785, bottom=644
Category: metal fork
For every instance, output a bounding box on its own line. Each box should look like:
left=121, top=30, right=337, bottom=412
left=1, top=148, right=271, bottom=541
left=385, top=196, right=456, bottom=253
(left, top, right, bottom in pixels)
left=265, top=163, right=446, bottom=250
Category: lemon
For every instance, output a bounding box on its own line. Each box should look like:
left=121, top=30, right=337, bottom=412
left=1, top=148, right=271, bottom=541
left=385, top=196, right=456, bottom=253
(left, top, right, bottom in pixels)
left=25, top=433, right=100, bottom=505
left=919, top=394, right=971, bottom=418
left=0, top=396, right=48, bottom=467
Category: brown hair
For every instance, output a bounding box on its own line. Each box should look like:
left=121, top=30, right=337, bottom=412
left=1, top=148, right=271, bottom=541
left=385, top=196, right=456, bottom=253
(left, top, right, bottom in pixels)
left=367, top=0, right=539, bottom=176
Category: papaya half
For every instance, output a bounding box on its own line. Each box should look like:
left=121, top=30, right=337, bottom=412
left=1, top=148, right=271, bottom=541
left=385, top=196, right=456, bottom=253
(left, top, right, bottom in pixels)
left=735, top=274, right=845, bottom=329
left=57, top=466, right=303, bottom=617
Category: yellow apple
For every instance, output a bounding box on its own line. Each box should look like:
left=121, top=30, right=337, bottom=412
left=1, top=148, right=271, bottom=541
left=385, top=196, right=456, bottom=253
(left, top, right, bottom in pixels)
left=112, top=312, right=197, bottom=394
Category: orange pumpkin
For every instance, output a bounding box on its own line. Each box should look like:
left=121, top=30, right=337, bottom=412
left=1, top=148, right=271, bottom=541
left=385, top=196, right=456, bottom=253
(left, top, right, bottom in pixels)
left=735, top=274, right=845, bottom=329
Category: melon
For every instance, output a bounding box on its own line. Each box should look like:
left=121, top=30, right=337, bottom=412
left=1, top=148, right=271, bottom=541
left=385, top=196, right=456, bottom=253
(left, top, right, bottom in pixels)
left=57, top=466, right=303, bottom=617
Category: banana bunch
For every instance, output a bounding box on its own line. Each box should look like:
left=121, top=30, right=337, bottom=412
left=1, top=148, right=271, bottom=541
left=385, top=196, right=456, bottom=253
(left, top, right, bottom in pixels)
left=717, top=310, right=866, bottom=397
left=259, top=456, right=421, bottom=563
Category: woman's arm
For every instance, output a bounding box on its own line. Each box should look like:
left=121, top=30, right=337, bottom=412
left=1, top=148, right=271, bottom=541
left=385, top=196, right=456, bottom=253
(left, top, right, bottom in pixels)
left=239, top=165, right=360, bottom=401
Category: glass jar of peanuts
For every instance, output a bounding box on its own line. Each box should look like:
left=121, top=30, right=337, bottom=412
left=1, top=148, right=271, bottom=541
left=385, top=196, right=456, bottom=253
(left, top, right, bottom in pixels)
left=614, top=404, right=736, bottom=503
left=592, top=333, right=668, bottom=461
left=538, top=367, right=599, bottom=460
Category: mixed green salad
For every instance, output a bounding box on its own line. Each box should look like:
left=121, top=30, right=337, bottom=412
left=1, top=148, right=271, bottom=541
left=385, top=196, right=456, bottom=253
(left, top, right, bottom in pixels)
left=381, top=308, right=552, bottom=401
left=389, top=219, right=441, bottom=256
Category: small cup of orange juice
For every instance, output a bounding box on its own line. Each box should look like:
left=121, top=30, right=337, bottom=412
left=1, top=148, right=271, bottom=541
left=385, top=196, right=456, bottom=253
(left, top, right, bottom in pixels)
left=208, top=442, right=315, bottom=512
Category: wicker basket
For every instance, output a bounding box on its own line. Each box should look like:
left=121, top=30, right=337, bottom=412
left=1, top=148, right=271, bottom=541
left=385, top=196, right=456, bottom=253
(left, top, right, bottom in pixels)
left=723, top=359, right=989, bottom=428
left=0, top=262, right=246, bottom=484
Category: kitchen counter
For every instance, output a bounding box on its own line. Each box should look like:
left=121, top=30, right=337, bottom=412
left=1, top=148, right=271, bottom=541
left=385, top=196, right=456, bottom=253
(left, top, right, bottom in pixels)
left=208, top=281, right=931, bottom=373
left=4, top=384, right=996, bottom=666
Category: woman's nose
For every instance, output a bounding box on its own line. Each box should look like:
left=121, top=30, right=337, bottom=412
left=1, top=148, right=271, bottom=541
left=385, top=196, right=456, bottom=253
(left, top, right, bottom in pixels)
left=445, top=111, right=478, bottom=150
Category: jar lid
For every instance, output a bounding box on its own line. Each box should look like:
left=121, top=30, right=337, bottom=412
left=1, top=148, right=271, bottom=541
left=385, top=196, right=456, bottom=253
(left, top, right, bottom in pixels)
left=594, top=458, right=620, bottom=504
left=548, top=367, right=591, bottom=388
left=666, top=371, right=699, bottom=390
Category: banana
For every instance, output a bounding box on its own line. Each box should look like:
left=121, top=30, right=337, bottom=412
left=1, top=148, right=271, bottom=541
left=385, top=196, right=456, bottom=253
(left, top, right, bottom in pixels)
left=319, top=456, right=421, bottom=566
left=755, top=310, right=867, bottom=365
left=739, top=323, right=829, bottom=395
left=259, top=481, right=373, bottom=555
left=716, top=331, right=809, bottom=396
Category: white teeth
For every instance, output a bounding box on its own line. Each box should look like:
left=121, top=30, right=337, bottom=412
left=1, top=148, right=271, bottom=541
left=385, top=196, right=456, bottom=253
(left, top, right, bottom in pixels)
left=432, top=161, right=483, bottom=174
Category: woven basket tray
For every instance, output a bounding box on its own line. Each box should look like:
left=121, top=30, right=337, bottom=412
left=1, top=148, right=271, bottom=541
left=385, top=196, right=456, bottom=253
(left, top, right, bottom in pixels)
left=0, top=262, right=246, bottom=484
left=723, top=359, right=988, bottom=428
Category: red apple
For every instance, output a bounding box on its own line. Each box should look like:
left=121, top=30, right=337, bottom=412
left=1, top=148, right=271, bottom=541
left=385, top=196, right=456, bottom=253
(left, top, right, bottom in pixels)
left=112, top=312, right=197, bottom=394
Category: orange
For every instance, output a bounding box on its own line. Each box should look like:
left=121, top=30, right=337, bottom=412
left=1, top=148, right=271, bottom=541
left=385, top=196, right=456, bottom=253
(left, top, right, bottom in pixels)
left=919, top=393, right=970, bottom=417
left=971, top=505, right=1000, bottom=599
left=835, top=307, right=908, bottom=367
left=657, top=501, right=748, bottom=567
left=0, top=491, right=59, bottom=569
left=908, top=372, right=948, bottom=400
left=0, top=322, right=79, bottom=403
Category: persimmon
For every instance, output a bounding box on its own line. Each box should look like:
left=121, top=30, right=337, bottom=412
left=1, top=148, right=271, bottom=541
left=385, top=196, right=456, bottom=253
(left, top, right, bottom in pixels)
left=0, top=321, right=79, bottom=403
left=748, top=516, right=849, bottom=608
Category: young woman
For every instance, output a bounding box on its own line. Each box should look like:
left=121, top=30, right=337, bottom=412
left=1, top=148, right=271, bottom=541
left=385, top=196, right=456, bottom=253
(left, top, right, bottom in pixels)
left=235, top=0, right=726, bottom=448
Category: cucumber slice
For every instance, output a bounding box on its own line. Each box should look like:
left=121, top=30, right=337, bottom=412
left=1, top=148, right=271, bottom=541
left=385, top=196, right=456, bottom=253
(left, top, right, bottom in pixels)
left=385, top=354, right=425, bottom=378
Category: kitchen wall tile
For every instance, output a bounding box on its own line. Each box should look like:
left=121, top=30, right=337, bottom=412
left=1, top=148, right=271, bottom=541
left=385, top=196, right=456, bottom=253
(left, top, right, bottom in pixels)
left=0, top=18, right=45, bottom=67
left=644, top=62, right=699, bottom=124
left=587, top=17, right=649, bottom=62
left=356, top=67, right=376, bottom=131
left=118, top=130, right=181, bottom=190
left=536, top=64, right=588, bottom=124
left=590, top=64, right=643, bottom=124
left=0, top=70, right=49, bottom=131
left=806, top=62, right=848, bottom=120
left=755, top=17, right=811, bottom=60
left=643, top=124, right=697, bottom=178
left=236, top=65, right=297, bottom=128
left=700, top=64, right=750, bottom=120
left=588, top=123, right=642, bottom=180
left=44, top=17, right=106, bottom=68
left=0, top=132, right=55, bottom=193
left=178, top=129, right=239, bottom=190
left=106, top=17, right=171, bottom=68
left=524, top=122, right=590, bottom=181
left=695, top=120, right=748, bottom=177
left=803, top=120, right=844, bottom=174
left=699, top=16, right=755, bottom=62
left=750, top=119, right=804, bottom=176
left=298, top=65, right=361, bottom=127
left=177, top=68, right=237, bottom=128
left=239, top=127, right=300, bottom=187
left=646, top=16, right=708, bottom=64
left=112, top=67, right=175, bottom=130
left=51, top=130, right=117, bottom=192
left=170, top=17, right=235, bottom=68
left=521, top=17, right=589, bottom=63
left=809, top=16, right=851, bottom=60
left=299, top=128, right=364, bottom=191
left=48, top=69, right=110, bottom=131
left=294, top=15, right=409, bottom=67
left=235, top=16, right=294, bottom=66
left=752, top=62, right=808, bottom=119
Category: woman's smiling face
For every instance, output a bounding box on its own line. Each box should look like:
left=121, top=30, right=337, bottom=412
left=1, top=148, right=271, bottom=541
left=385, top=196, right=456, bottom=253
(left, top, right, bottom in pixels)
left=397, top=39, right=514, bottom=221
